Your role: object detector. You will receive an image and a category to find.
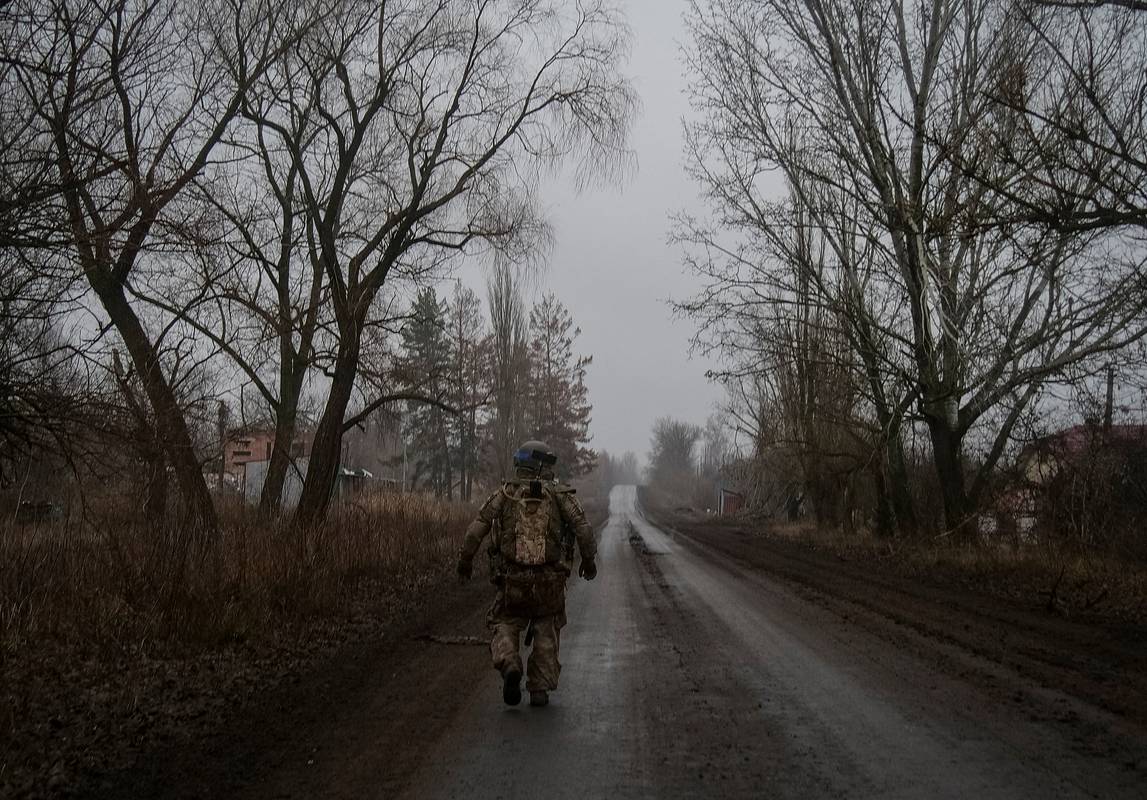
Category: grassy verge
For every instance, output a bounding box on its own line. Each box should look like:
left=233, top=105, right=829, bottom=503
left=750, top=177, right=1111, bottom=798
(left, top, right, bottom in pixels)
left=642, top=490, right=1147, bottom=624
left=0, top=492, right=474, bottom=798
left=767, top=521, right=1146, bottom=622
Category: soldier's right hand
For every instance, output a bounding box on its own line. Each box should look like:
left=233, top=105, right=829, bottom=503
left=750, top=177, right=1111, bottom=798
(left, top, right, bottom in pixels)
left=456, top=557, right=473, bottom=583
left=578, top=558, right=597, bottom=581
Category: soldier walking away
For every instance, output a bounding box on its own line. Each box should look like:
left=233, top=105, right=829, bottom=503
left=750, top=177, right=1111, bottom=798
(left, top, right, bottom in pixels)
left=456, top=441, right=597, bottom=708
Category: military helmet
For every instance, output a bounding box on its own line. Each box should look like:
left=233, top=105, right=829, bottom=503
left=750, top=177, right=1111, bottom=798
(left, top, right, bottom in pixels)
left=513, top=440, right=557, bottom=473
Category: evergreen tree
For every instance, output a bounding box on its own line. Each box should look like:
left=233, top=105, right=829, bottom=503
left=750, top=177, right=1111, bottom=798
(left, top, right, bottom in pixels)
left=446, top=284, right=489, bottom=501
left=525, top=294, right=595, bottom=479
left=398, top=288, right=451, bottom=496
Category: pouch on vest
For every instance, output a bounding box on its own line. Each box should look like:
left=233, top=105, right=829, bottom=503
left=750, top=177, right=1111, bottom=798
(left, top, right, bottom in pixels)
left=501, top=570, right=566, bottom=617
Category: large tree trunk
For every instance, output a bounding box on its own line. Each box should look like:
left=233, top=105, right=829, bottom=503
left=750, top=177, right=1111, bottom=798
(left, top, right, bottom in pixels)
left=258, top=405, right=299, bottom=516
left=860, top=351, right=916, bottom=536
left=926, top=417, right=972, bottom=537
left=258, top=368, right=305, bottom=515
left=142, top=438, right=169, bottom=523
left=295, top=332, right=360, bottom=526
left=884, top=423, right=917, bottom=535
left=466, top=407, right=477, bottom=500
left=871, top=461, right=895, bottom=537
left=444, top=416, right=453, bottom=500
left=91, top=279, right=218, bottom=535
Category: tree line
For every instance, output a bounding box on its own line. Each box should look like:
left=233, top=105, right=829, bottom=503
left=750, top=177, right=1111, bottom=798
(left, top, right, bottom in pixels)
left=0, top=0, right=635, bottom=536
left=395, top=277, right=595, bottom=501
left=676, top=0, right=1147, bottom=539
left=643, top=415, right=731, bottom=511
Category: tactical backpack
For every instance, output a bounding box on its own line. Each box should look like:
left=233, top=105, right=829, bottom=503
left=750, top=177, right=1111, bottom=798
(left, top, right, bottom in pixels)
left=497, top=480, right=564, bottom=567
left=490, top=479, right=568, bottom=618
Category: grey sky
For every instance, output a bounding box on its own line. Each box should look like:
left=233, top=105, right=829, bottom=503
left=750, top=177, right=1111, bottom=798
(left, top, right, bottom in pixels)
left=460, top=0, right=722, bottom=463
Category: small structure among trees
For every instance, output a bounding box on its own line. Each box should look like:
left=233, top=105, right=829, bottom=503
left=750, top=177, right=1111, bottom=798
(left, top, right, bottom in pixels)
left=1014, top=424, right=1147, bottom=557
left=1, top=0, right=634, bottom=530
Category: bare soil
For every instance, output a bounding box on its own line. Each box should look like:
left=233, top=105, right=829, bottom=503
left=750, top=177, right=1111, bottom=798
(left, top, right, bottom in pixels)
left=82, top=576, right=492, bottom=800
left=0, top=570, right=488, bottom=799
left=650, top=506, right=1147, bottom=729
left=12, top=493, right=1147, bottom=797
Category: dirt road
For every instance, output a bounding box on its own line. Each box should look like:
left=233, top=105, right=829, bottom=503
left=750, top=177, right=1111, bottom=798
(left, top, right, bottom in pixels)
left=100, top=485, right=1147, bottom=799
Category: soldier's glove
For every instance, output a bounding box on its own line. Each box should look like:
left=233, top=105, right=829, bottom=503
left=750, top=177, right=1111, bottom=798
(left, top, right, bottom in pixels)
left=456, top=557, right=473, bottom=583
left=578, top=558, right=597, bottom=581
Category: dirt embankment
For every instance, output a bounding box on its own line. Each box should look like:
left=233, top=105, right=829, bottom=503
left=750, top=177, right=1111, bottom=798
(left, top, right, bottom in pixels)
left=81, top=576, right=493, bottom=800
left=1, top=568, right=493, bottom=800
left=643, top=501, right=1147, bottom=730
left=2, top=492, right=479, bottom=799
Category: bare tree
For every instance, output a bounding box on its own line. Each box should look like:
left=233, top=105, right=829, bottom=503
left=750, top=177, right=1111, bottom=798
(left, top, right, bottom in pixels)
left=677, top=170, right=919, bottom=533
left=647, top=417, right=702, bottom=503
left=238, top=0, right=635, bottom=524
left=0, top=280, right=93, bottom=489
left=487, top=263, right=530, bottom=479
left=596, top=450, right=641, bottom=491
left=681, top=0, right=1147, bottom=535
left=3, top=0, right=320, bottom=533
left=985, top=3, right=1147, bottom=234
left=147, top=78, right=332, bottom=515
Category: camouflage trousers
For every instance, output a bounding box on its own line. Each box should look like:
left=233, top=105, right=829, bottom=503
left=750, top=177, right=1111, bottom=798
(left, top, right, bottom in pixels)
left=488, top=600, right=568, bottom=692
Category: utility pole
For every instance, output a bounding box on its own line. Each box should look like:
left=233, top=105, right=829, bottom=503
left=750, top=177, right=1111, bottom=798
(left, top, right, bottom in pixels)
left=217, top=400, right=228, bottom=493
left=402, top=408, right=408, bottom=493
left=1104, top=365, right=1115, bottom=432
left=457, top=282, right=466, bottom=501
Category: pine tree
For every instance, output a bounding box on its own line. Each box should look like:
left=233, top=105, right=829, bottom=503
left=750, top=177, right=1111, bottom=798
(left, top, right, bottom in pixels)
left=446, top=284, right=489, bottom=501
left=398, top=288, right=451, bottom=496
left=525, top=294, right=595, bottom=479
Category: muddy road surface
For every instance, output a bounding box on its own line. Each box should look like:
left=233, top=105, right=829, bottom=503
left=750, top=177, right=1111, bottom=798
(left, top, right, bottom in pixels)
left=103, top=485, right=1147, bottom=799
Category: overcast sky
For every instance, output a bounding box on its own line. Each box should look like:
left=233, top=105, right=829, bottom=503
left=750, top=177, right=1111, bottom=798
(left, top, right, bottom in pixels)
left=457, top=0, right=723, bottom=464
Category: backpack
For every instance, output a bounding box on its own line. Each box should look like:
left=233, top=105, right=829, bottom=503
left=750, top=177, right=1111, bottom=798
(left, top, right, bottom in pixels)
left=497, top=480, right=564, bottom=567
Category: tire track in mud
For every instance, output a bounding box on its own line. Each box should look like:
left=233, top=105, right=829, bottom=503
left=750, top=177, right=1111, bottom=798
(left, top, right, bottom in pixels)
left=650, top=509, right=1147, bottom=788
left=621, top=517, right=843, bottom=799
left=672, top=515, right=1147, bottom=708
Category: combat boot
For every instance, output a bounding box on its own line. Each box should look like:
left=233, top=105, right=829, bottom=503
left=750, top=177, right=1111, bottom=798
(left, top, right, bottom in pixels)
left=502, top=669, right=522, bottom=706
left=529, top=690, right=549, bottom=707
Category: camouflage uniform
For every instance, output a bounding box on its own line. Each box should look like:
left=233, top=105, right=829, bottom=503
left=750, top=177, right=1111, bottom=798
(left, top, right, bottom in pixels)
left=459, top=474, right=595, bottom=693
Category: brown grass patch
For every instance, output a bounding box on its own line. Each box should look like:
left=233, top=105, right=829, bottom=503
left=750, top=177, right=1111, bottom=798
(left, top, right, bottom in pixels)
left=761, top=519, right=1147, bottom=622
left=1, top=491, right=474, bottom=657
left=1, top=491, right=476, bottom=796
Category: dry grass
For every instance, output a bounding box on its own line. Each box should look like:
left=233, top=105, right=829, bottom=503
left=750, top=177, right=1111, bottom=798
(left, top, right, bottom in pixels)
left=762, top=519, right=1147, bottom=622
left=0, top=491, right=477, bottom=797
left=0, top=491, right=475, bottom=659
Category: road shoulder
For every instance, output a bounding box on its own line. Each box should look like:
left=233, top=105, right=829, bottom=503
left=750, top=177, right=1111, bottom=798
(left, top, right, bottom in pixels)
left=644, top=502, right=1147, bottom=732
left=88, top=578, right=493, bottom=800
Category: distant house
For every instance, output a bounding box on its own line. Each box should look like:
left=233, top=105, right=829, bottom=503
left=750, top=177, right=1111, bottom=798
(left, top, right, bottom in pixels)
left=224, top=407, right=403, bottom=506
left=1019, top=424, right=1147, bottom=486
left=717, top=486, right=745, bottom=515
left=994, top=423, right=1147, bottom=538
left=223, top=425, right=314, bottom=485
left=242, top=460, right=379, bottom=510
